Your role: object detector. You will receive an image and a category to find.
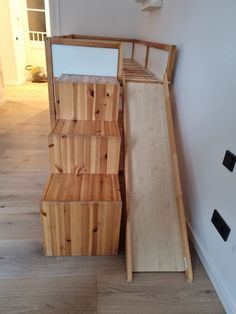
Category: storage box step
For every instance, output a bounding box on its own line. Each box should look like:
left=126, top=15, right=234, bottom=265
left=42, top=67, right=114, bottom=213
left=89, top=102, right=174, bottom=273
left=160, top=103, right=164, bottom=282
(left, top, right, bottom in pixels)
left=49, top=119, right=121, bottom=174
left=54, top=74, right=120, bottom=121
left=41, top=173, right=122, bottom=256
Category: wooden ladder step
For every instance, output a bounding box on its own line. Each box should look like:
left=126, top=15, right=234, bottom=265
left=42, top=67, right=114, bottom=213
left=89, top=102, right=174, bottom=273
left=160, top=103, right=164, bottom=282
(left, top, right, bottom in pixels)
left=54, top=75, right=120, bottom=121
left=49, top=120, right=121, bottom=174
left=41, top=173, right=122, bottom=256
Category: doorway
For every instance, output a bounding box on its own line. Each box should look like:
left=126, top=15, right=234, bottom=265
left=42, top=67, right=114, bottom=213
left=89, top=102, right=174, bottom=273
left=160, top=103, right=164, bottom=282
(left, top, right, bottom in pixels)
left=0, top=0, right=51, bottom=87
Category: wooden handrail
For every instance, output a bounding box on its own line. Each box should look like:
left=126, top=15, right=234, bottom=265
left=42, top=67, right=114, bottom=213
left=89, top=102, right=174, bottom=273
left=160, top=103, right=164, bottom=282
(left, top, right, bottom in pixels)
left=51, top=36, right=121, bottom=49
left=53, top=34, right=177, bottom=83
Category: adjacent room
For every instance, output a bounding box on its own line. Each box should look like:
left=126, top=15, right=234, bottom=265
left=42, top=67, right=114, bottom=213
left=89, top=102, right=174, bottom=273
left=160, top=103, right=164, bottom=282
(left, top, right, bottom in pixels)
left=0, top=0, right=235, bottom=313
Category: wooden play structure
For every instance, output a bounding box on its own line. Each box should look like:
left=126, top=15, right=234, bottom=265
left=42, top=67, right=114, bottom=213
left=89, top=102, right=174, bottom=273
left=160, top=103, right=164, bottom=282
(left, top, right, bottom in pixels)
left=40, top=34, right=193, bottom=283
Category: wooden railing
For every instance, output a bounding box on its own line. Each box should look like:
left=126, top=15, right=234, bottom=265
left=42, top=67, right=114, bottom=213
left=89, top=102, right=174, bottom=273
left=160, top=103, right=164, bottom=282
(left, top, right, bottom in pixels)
left=58, top=34, right=177, bottom=82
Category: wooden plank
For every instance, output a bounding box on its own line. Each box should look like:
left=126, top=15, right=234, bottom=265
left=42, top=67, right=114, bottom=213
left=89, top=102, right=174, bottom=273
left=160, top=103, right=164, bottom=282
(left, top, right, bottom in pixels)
left=118, top=42, right=123, bottom=81
left=122, top=71, right=133, bottom=283
left=68, top=34, right=134, bottom=43
left=134, top=39, right=173, bottom=52
left=166, top=45, right=177, bottom=83
left=43, top=174, right=121, bottom=202
left=55, top=76, right=120, bottom=121
left=0, top=275, right=97, bottom=313
left=41, top=174, right=122, bottom=256
left=49, top=120, right=121, bottom=174
left=45, top=37, right=56, bottom=129
left=51, top=37, right=121, bottom=49
left=126, top=82, right=185, bottom=272
left=163, top=74, right=193, bottom=283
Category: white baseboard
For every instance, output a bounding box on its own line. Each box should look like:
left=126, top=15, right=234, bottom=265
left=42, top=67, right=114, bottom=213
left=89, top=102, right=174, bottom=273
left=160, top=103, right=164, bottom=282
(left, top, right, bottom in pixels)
left=188, top=223, right=236, bottom=314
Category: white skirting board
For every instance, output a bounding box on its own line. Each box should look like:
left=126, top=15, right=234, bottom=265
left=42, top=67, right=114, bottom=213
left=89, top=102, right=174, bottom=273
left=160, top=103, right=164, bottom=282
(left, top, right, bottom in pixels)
left=188, top=223, right=236, bottom=314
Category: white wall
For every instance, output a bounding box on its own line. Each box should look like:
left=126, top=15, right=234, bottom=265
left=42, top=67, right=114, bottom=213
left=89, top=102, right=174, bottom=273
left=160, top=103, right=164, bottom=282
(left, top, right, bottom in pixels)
left=0, top=0, right=19, bottom=84
left=137, top=1, right=236, bottom=313
left=0, top=0, right=26, bottom=84
left=50, top=0, right=140, bottom=37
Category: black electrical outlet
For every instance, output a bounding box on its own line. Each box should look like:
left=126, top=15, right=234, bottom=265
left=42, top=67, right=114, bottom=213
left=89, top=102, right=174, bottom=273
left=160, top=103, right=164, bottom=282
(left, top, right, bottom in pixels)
left=223, top=150, right=236, bottom=172
left=211, top=210, right=231, bottom=242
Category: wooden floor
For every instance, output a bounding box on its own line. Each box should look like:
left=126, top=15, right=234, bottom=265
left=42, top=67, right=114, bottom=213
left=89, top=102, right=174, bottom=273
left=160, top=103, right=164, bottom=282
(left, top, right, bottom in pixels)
left=0, top=83, right=225, bottom=313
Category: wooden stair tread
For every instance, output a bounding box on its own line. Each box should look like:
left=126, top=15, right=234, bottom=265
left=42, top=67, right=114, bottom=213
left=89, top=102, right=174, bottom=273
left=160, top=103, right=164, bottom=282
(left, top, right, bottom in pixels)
left=57, top=74, right=119, bottom=85
left=43, top=174, right=121, bottom=203
left=51, top=119, right=120, bottom=137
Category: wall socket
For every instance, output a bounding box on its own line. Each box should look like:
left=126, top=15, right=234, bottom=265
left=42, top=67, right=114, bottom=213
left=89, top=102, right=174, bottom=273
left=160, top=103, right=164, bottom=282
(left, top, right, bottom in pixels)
left=211, top=210, right=231, bottom=242
left=223, top=150, right=236, bottom=172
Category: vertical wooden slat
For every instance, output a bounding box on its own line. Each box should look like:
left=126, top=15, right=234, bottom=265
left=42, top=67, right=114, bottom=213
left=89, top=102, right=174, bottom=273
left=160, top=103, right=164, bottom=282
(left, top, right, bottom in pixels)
left=166, top=46, right=177, bottom=83
left=45, top=37, right=56, bottom=128
left=144, top=46, right=150, bottom=69
left=131, top=41, right=135, bottom=60
left=118, top=42, right=123, bottom=81
left=163, top=74, right=193, bottom=283
left=122, top=71, right=133, bottom=283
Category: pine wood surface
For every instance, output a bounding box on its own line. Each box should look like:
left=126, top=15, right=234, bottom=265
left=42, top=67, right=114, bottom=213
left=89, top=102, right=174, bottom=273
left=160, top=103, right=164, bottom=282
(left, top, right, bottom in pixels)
left=0, top=83, right=225, bottom=313
left=49, top=120, right=121, bottom=174
left=51, top=119, right=120, bottom=137
left=41, top=201, right=122, bottom=256
left=126, top=82, right=186, bottom=272
left=43, top=174, right=121, bottom=203
left=55, top=76, right=120, bottom=121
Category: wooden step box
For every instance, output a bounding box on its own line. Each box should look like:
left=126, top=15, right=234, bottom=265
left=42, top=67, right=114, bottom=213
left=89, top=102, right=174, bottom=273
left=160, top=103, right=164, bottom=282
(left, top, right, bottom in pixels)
left=49, top=120, right=121, bottom=174
left=54, top=75, right=120, bottom=121
left=41, top=174, right=122, bottom=256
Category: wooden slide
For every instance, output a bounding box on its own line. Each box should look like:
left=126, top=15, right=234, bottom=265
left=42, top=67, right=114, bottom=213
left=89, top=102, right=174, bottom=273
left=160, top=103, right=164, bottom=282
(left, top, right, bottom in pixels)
left=124, top=77, right=193, bottom=283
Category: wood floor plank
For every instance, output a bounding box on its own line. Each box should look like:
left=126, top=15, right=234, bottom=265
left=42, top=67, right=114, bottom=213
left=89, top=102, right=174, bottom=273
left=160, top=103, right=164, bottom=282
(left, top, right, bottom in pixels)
left=97, top=268, right=225, bottom=314
left=0, top=275, right=97, bottom=314
left=0, top=254, right=125, bottom=279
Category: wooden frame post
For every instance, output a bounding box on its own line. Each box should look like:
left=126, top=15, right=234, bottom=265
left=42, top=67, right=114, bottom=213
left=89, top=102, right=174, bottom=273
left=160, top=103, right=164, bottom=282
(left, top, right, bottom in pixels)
left=144, top=46, right=150, bottom=69
left=122, top=71, right=133, bottom=283
left=45, top=37, right=56, bottom=129
left=163, top=73, right=193, bottom=283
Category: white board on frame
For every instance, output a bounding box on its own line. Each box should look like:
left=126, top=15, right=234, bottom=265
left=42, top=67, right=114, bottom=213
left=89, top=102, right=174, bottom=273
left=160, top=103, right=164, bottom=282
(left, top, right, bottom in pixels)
left=52, top=44, right=119, bottom=78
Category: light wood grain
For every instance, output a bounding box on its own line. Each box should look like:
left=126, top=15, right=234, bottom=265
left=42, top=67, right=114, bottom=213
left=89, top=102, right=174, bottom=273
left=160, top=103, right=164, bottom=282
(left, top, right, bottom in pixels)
left=45, top=38, right=56, bottom=128
left=55, top=75, right=120, bottom=121
left=122, top=73, right=133, bottom=283
left=163, top=74, right=193, bottom=282
left=41, top=174, right=122, bottom=256
left=41, top=202, right=122, bottom=256
left=49, top=120, right=121, bottom=174
left=126, top=82, right=185, bottom=272
left=43, top=174, right=121, bottom=202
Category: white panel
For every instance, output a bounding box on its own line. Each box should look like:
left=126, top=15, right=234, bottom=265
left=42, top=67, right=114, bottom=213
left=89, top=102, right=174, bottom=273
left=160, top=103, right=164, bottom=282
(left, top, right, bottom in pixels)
left=52, top=44, right=119, bottom=77
left=147, top=48, right=169, bottom=81
left=123, top=42, right=133, bottom=59
left=133, top=44, right=146, bottom=67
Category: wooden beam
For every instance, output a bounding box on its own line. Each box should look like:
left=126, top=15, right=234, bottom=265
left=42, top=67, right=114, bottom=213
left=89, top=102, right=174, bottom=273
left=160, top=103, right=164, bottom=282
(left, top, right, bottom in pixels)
left=166, top=46, right=177, bottom=83
left=134, top=39, right=173, bottom=52
left=144, top=46, right=150, bottom=69
left=51, top=37, right=121, bottom=49
left=45, top=37, right=56, bottom=129
left=163, top=74, right=193, bottom=283
left=123, top=71, right=133, bottom=283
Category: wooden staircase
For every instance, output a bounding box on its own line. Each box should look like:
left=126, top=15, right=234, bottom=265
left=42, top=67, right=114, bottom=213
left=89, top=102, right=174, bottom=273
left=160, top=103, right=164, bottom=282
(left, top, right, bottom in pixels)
left=41, top=75, right=122, bottom=256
